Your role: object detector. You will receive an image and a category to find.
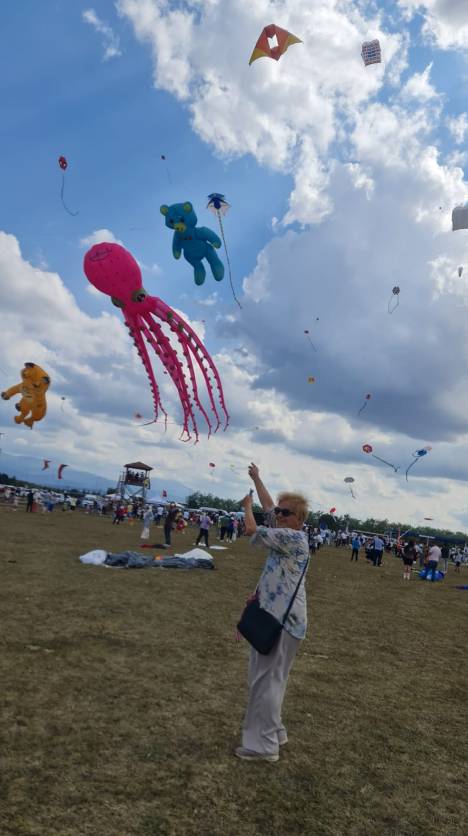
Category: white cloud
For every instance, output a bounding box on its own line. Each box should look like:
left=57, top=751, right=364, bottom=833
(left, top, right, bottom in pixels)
left=447, top=112, right=468, bottom=144
left=400, top=63, right=439, bottom=102
left=82, top=8, right=122, bottom=60
left=399, top=0, right=468, bottom=49
left=80, top=228, right=123, bottom=248
left=117, top=0, right=407, bottom=225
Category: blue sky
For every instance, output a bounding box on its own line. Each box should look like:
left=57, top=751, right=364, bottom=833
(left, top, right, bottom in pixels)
left=0, top=0, right=290, bottom=321
left=3, top=0, right=468, bottom=528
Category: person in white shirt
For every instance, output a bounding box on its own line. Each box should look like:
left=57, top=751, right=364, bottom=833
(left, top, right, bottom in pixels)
left=373, top=536, right=385, bottom=567
left=423, top=543, right=441, bottom=582
left=140, top=506, right=153, bottom=540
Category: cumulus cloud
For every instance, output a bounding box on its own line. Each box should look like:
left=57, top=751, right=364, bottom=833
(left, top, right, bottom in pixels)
left=6, top=2, right=468, bottom=529
left=80, top=228, right=123, bottom=248
left=399, top=0, right=468, bottom=49
left=112, top=1, right=468, bottom=525
left=447, top=112, right=468, bottom=144
left=117, top=0, right=407, bottom=225
left=82, top=8, right=122, bottom=60
left=400, top=63, right=439, bottom=102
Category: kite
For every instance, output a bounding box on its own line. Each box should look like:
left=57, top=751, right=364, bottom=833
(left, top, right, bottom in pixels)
left=361, top=39, right=381, bottom=66
left=458, top=266, right=464, bottom=278
left=42, top=460, right=50, bottom=471
left=424, top=517, right=433, bottom=521
left=160, top=201, right=225, bottom=287
left=84, top=242, right=229, bottom=442
left=134, top=412, right=143, bottom=420
left=344, top=477, right=356, bottom=499
left=329, top=507, right=336, bottom=515
left=362, top=443, right=399, bottom=473
left=358, top=393, right=372, bottom=415
left=209, top=462, right=216, bottom=468
left=405, top=446, right=432, bottom=482
left=249, top=24, right=302, bottom=66
left=452, top=204, right=468, bottom=231
left=58, top=156, right=78, bottom=217
left=308, top=376, right=316, bottom=384
left=162, top=489, right=168, bottom=498
left=1, top=363, right=51, bottom=428
left=60, top=396, right=66, bottom=412
left=58, top=464, right=68, bottom=480
left=388, top=286, right=400, bottom=314
left=207, top=193, right=241, bottom=309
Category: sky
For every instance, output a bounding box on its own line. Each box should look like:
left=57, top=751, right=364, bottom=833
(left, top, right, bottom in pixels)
left=2, top=0, right=468, bottom=527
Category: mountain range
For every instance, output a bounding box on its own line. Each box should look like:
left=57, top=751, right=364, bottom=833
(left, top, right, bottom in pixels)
left=0, top=451, right=193, bottom=501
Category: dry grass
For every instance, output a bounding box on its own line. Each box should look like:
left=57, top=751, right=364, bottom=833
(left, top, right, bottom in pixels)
left=0, top=505, right=467, bottom=836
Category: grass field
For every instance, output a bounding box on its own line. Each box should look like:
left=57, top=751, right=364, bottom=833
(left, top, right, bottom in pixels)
left=1, top=506, right=467, bottom=836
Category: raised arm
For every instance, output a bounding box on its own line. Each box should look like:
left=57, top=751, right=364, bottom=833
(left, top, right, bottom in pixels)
left=248, top=463, right=274, bottom=512
left=241, top=492, right=256, bottom=535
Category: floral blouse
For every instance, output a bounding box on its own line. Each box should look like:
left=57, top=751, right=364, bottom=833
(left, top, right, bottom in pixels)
left=251, top=518, right=310, bottom=640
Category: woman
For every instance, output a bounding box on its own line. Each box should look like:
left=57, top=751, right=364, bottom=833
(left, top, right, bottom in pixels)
left=402, top=539, right=417, bottom=580
left=164, top=503, right=179, bottom=546
left=236, top=462, right=310, bottom=763
left=140, top=506, right=153, bottom=541
left=195, top=512, right=212, bottom=548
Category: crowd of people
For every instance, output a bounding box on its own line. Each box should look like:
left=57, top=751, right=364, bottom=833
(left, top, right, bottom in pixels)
left=2, top=483, right=466, bottom=577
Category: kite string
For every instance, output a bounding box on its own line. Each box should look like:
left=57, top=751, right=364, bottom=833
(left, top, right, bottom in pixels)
left=60, top=172, right=78, bottom=217
left=216, top=211, right=242, bottom=310
left=372, top=453, right=399, bottom=473
left=405, top=457, right=420, bottom=482
left=358, top=401, right=369, bottom=416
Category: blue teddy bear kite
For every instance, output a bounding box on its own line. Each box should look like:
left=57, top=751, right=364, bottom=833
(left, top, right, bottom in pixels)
left=160, top=201, right=225, bottom=286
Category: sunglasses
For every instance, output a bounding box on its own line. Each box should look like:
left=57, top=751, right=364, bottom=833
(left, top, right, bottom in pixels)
left=274, top=507, right=296, bottom=518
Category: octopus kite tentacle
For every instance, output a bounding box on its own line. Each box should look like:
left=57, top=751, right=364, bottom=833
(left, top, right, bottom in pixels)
left=83, top=242, right=229, bottom=440
left=126, top=315, right=167, bottom=426
left=142, top=312, right=213, bottom=438
left=152, top=298, right=229, bottom=430
left=140, top=318, right=199, bottom=441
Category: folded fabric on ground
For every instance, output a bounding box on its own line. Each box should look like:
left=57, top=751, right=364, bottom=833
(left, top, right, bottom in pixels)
left=79, top=550, right=108, bottom=565
left=80, top=548, right=214, bottom=569
left=174, top=548, right=214, bottom=561
left=155, top=555, right=214, bottom=570
left=105, top=551, right=156, bottom=568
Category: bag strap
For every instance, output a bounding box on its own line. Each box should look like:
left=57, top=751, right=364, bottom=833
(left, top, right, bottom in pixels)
left=281, top=557, right=309, bottom=626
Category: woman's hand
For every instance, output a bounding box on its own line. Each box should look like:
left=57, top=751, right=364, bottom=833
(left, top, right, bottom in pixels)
left=241, top=493, right=253, bottom=509
left=248, top=463, right=259, bottom=481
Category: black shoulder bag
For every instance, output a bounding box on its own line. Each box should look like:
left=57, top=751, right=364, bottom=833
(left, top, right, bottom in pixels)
left=237, top=559, right=309, bottom=655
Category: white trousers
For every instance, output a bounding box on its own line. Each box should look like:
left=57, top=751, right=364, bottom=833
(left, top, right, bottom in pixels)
left=242, top=629, right=300, bottom=755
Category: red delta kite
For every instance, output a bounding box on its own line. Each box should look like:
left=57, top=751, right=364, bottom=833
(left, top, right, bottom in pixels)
left=249, top=24, right=302, bottom=66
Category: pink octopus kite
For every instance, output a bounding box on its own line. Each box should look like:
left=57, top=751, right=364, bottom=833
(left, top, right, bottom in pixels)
left=83, top=243, right=229, bottom=442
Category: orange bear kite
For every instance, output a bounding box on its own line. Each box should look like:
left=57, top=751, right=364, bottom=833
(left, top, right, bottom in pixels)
left=1, top=362, right=51, bottom=428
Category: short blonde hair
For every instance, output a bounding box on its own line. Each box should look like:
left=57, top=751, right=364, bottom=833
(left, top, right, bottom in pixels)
left=277, top=492, right=309, bottom=525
